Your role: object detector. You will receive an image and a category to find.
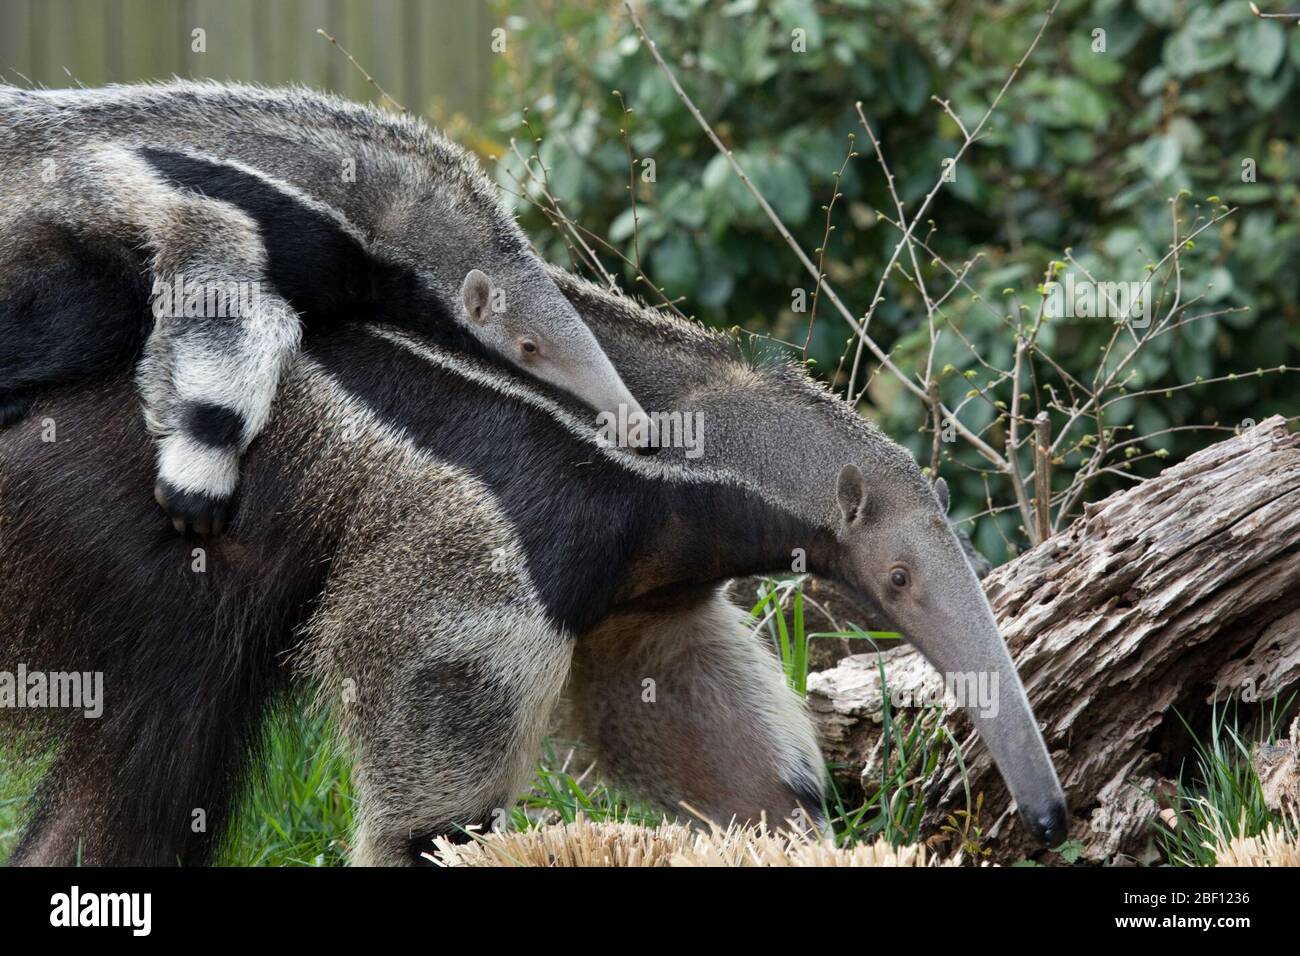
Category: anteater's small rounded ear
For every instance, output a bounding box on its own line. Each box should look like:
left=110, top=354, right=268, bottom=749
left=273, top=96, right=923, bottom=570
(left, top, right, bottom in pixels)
left=836, top=463, right=867, bottom=525
left=934, top=476, right=950, bottom=514
left=461, top=269, right=493, bottom=324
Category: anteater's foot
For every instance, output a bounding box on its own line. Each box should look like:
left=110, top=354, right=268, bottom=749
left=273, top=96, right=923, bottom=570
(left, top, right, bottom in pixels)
left=0, top=389, right=35, bottom=429
left=154, top=480, right=232, bottom=537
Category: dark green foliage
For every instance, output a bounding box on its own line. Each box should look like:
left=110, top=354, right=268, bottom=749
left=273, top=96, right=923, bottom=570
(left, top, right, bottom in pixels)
left=492, top=0, right=1300, bottom=562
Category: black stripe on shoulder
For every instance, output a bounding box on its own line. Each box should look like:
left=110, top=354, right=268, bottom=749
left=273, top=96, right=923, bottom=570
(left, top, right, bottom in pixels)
left=306, top=328, right=661, bottom=634
left=306, top=328, right=825, bottom=637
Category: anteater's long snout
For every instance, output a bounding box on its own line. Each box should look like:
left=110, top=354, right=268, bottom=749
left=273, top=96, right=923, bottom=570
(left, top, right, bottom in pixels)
left=1027, top=799, right=1069, bottom=847
left=903, top=565, right=1068, bottom=847
left=962, top=625, right=1068, bottom=847
left=572, top=346, right=659, bottom=455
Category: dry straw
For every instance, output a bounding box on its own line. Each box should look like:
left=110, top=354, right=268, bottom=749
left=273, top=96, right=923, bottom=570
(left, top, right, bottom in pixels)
left=429, top=816, right=964, bottom=868
left=430, top=811, right=1300, bottom=867
left=1212, top=808, right=1300, bottom=867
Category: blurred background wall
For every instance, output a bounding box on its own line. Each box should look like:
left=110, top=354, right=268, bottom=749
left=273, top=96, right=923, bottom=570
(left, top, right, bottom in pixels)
left=0, top=0, right=492, bottom=122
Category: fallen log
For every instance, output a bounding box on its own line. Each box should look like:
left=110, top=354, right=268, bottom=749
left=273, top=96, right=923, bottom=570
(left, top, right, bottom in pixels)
left=808, top=416, right=1300, bottom=862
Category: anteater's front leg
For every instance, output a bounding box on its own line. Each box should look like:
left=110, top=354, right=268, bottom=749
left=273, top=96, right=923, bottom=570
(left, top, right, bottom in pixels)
left=327, top=605, right=575, bottom=866
left=138, top=194, right=301, bottom=536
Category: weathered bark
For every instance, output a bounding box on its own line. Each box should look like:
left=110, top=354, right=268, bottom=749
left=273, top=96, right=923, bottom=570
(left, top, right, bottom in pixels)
left=808, top=416, right=1300, bottom=862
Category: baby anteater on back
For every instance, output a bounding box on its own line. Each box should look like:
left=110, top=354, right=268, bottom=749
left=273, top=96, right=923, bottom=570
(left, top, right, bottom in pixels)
left=0, top=80, right=649, bottom=534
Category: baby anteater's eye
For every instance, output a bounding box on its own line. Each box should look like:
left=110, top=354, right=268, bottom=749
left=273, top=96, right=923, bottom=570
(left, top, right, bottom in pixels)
left=890, top=567, right=909, bottom=588
left=520, top=339, right=539, bottom=357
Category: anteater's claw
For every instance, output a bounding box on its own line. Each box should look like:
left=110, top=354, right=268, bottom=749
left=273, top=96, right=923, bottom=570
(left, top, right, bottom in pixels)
left=155, top=480, right=232, bottom=537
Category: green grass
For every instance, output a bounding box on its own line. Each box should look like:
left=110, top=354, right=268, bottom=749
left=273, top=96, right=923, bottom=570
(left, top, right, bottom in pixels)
left=0, top=716, right=673, bottom=866
left=746, top=574, right=899, bottom=695
left=0, top=745, right=48, bottom=865
left=228, top=727, right=674, bottom=863
left=823, top=658, right=956, bottom=850
left=220, top=707, right=355, bottom=866
left=1152, top=693, right=1297, bottom=867
left=747, top=576, right=962, bottom=849
left=512, top=740, right=667, bottom=830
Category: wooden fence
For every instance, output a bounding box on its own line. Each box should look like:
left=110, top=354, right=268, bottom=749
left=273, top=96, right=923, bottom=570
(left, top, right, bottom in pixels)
left=0, top=0, right=493, bottom=122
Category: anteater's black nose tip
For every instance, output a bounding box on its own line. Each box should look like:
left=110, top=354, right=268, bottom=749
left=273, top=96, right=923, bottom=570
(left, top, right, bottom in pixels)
left=1031, top=801, right=1069, bottom=847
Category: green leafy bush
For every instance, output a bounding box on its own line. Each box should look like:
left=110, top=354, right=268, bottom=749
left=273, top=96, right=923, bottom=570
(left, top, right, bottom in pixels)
left=491, top=0, right=1300, bottom=562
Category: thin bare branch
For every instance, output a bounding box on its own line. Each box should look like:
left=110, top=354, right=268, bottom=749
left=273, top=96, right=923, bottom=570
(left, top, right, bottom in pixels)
left=316, top=29, right=407, bottom=113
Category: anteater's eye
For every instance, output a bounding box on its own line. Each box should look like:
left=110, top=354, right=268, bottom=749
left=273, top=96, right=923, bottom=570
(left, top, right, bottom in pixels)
left=890, top=568, right=909, bottom=588
left=520, top=339, right=539, bottom=356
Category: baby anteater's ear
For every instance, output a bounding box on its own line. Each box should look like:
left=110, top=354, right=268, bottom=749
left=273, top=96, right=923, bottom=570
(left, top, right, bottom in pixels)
left=934, top=476, right=950, bottom=514
left=836, top=463, right=868, bottom=526
left=461, top=269, right=494, bottom=325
